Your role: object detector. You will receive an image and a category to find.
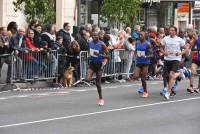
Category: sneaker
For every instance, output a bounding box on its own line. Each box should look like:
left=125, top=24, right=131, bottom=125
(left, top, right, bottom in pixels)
left=138, top=88, right=144, bottom=94
left=98, top=99, right=104, bottom=106
left=170, top=90, right=176, bottom=97
left=142, top=92, right=149, bottom=98
left=187, top=88, right=194, bottom=93
left=194, top=88, right=199, bottom=93
left=105, top=81, right=110, bottom=84
left=160, top=88, right=167, bottom=96
left=179, top=69, right=185, bottom=80
left=147, top=75, right=154, bottom=80
left=163, top=91, right=170, bottom=100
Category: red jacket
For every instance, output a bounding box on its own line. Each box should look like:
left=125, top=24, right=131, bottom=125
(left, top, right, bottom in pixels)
left=23, top=37, right=38, bottom=61
left=26, top=37, right=38, bottom=51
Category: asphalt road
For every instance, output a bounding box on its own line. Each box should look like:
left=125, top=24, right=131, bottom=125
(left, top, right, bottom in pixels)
left=0, top=80, right=200, bottom=134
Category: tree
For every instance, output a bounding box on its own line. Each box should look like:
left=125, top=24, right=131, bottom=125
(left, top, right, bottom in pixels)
left=13, top=0, right=56, bottom=24
left=100, top=0, right=142, bottom=28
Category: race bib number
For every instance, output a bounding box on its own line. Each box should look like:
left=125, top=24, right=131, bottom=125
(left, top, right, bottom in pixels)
left=167, top=50, right=175, bottom=56
left=90, top=48, right=99, bottom=57
left=137, top=51, right=145, bottom=57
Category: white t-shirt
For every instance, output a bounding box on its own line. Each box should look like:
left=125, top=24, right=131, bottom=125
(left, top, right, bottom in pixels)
left=161, top=35, right=185, bottom=61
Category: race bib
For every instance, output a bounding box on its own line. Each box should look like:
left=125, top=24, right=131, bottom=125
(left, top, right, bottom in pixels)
left=90, top=48, right=99, bottom=57
left=137, top=50, right=145, bottom=57
left=167, top=50, right=175, bottom=56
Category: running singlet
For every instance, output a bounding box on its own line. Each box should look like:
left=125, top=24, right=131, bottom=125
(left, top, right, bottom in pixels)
left=88, top=40, right=104, bottom=63
left=136, top=41, right=150, bottom=65
left=192, top=37, right=200, bottom=61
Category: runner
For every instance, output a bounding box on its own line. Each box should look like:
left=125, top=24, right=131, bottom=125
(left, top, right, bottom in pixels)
left=133, top=31, right=152, bottom=98
left=85, top=32, right=109, bottom=106
left=160, top=25, right=189, bottom=100
left=187, top=31, right=200, bottom=93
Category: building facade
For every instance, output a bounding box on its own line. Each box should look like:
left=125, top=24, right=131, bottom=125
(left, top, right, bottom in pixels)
left=0, top=0, right=198, bottom=31
left=0, top=0, right=27, bottom=27
left=192, top=1, right=200, bottom=31
left=0, top=0, right=77, bottom=33
left=143, top=0, right=196, bottom=30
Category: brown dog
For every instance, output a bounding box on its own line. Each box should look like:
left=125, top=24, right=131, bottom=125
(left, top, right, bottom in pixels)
left=63, top=64, right=74, bottom=87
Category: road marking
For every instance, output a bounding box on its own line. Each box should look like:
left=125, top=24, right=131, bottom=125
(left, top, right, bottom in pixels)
left=0, top=96, right=200, bottom=128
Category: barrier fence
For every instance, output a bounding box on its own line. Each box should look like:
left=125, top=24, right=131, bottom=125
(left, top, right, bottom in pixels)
left=10, top=50, right=58, bottom=83
left=0, top=49, right=135, bottom=85
left=74, top=49, right=135, bottom=85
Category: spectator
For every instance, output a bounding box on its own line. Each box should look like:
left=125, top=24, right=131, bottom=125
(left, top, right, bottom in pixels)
left=34, top=24, right=43, bottom=48
left=109, top=28, right=118, bottom=49
left=67, top=40, right=80, bottom=81
left=85, top=24, right=92, bottom=34
left=75, top=26, right=85, bottom=43
left=125, top=27, right=132, bottom=38
left=164, top=25, right=170, bottom=36
left=99, top=30, right=105, bottom=41
left=158, top=27, right=165, bottom=39
left=41, top=24, right=58, bottom=50
left=124, top=37, right=135, bottom=80
left=132, top=25, right=140, bottom=41
left=78, top=30, right=89, bottom=51
left=7, top=21, right=18, bottom=36
left=28, top=19, right=39, bottom=31
left=0, top=27, right=12, bottom=83
left=92, top=24, right=100, bottom=33
left=56, top=36, right=67, bottom=84
left=178, top=28, right=186, bottom=40
left=9, top=27, right=28, bottom=79
left=25, top=29, right=42, bottom=78
left=57, top=22, right=71, bottom=50
left=10, top=27, right=28, bottom=54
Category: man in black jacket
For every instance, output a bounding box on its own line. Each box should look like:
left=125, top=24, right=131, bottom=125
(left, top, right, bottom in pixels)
left=0, top=27, right=12, bottom=83
left=56, top=22, right=71, bottom=51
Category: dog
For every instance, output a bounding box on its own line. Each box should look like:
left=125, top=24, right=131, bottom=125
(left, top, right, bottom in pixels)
left=63, top=64, right=74, bottom=87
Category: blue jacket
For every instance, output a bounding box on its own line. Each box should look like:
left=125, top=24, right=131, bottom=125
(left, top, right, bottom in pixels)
left=9, top=33, right=30, bottom=52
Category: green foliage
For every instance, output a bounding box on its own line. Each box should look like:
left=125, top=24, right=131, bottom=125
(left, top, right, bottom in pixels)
left=100, top=0, right=142, bottom=27
left=13, top=0, right=56, bottom=24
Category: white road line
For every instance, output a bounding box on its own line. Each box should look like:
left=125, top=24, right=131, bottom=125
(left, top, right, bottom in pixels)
left=0, top=96, right=200, bottom=128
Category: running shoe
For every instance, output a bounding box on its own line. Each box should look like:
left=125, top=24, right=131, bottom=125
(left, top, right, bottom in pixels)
left=163, top=91, right=170, bottom=100
left=187, top=88, right=194, bottom=93
left=170, top=90, right=176, bottom=97
left=160, top=88, right=167, bottom=96
left=142, top=92, right=149, bottom=98
left=98, top=99, right=105, bottom=106
left=194, top=88, right=199, bottom=93
left=147, top=75, right=154, bottom=80
left=138, top=88, right=144, bottom=94
left=170, top=83, right=177, bottom=97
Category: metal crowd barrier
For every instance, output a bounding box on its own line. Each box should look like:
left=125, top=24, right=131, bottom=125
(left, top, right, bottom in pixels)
left=1, top=49, right=135, bottom=86
left=11, top=50, right=58, bottom=82
left=73, top=49, right=135, bottom=86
